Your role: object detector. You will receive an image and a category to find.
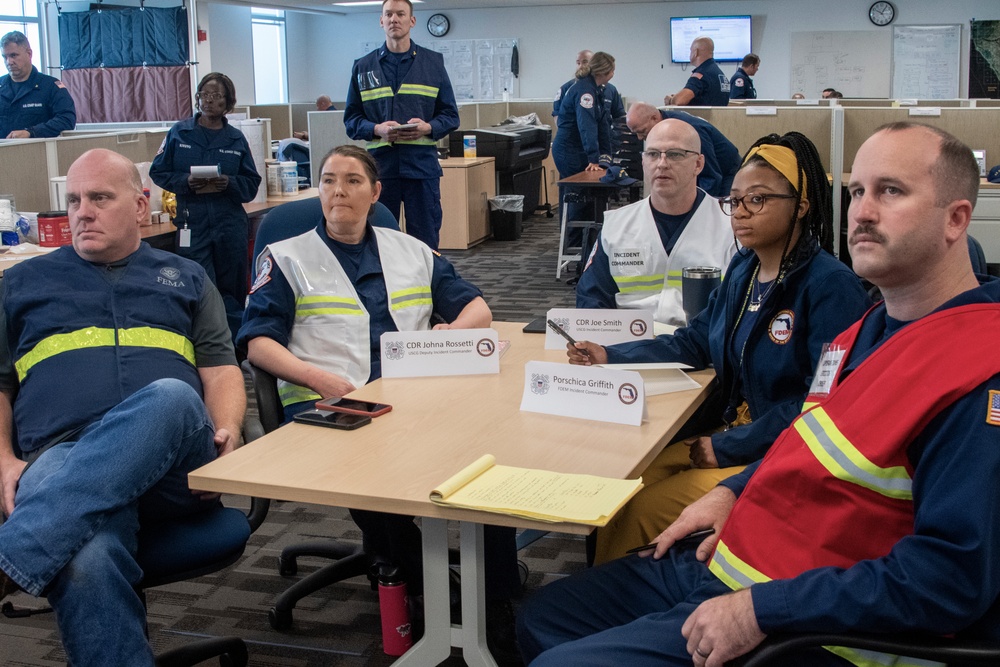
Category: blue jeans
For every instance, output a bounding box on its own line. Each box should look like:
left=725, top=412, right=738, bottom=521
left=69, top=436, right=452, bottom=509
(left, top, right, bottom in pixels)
left=516, top=547, right=848, bottom=667
left=0, top=379, right=220, bottom=666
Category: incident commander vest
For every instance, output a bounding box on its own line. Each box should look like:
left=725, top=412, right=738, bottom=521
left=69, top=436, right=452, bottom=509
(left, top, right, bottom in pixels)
left=708, top=303, right=1000, bottom=667
left=4, top=244, right=205, bottom=455
left=266, top=227, right=434, bottom=406
left=600, top=192, right=733, bottom=327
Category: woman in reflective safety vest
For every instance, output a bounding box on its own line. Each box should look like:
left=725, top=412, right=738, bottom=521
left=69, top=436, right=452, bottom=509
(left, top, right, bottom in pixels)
left=567, top=133, right=871, bottom=564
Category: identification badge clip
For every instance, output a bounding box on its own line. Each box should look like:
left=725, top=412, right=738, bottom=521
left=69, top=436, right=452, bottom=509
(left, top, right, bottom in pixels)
left=807, top=343, right=846, bottom=398
left=178, top=210, right=191, bottom=248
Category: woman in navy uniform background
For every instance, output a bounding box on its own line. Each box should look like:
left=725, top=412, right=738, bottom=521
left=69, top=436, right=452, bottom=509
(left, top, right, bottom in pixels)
left=151, top=72, right=261, bottom=339
left=552, top=51, right=615, bottom=267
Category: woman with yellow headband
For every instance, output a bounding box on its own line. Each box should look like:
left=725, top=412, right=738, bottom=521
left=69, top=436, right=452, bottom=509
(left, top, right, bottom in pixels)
left=566, top=132, right=872, bottom=564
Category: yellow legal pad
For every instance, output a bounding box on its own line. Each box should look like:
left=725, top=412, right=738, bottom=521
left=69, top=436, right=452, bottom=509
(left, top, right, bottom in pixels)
left=430, top=454, right=643, bottom=526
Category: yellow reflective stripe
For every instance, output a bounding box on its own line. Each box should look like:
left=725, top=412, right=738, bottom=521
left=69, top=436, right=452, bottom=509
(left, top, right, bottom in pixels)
left=367, top=140, right=391, bottom=150
left=826, top=645, right=944, bottom=667
left=707, top=539, right=771, bottom=591
left=394, top=138, right=438, bottom=146
left=360, top=87, right=393, bottom=101
left=802, top=400, right=819, bottom=412
left=278, top=383, right=322, bottom=407
left=795, top=407, right=913, bottom=500
left=666, top=269, right=683, bottom=289
left=614, top=274, right=664, bottom=293
left=398, top=83, right=439, bottom=97
left=295, top=295, right=364, bottom=318
left=389, top=286, right=432, bottom=310
left=15, top=326, right=195, bottom=382
left=118, top=327, right=196, bottom=367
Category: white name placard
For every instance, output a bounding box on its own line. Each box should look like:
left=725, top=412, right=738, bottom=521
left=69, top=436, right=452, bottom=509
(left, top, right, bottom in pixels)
left=380, top=328, right=500, bottom=378
left=544, top=308, right=654, bottom=350
left=520, top=361, right=645, bottom=426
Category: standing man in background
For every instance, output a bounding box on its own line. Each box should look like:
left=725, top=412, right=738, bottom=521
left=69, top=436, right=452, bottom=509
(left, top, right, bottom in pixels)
left=316, top=95, right=336, bottom=111
left=729, top=54, right=759, bottom=100
left=553, top=50, right=593, bottom=118
left=345, top=0, right=459, bottom=251
left=664, top=37, right=730, bottom=107
left=0, top=31, right=76, bottom=139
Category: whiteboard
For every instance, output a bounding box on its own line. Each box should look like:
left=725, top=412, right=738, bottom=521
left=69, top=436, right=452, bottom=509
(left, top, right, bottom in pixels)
left=790, top=31, right=892, bottom=98
left=891, top=25, right=961, bottom=99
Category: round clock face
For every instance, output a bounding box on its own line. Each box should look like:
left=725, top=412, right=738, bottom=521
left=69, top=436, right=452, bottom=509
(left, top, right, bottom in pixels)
left=427, top=13, right=450, bottom=37
left=869, top=1, right=895, bottom=26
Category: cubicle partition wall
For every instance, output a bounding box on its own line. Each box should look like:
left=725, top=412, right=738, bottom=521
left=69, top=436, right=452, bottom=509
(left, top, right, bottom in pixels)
left=289, top=103, right=315, bottom=136
left=2, top=141, right=50, bottom=212
left=306, top=110, right=365, bottom=187
left=249, top=104, right=293, bottom=141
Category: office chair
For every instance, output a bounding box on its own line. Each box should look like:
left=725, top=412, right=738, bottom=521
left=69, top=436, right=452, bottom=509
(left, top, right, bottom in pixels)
left=241, top=359, right=371, bottom=631
left=250, top=197, right=400, bottom=282
left=732, top=632, right=1000, bottom=667
left=2, top=419, right=271, bottom=667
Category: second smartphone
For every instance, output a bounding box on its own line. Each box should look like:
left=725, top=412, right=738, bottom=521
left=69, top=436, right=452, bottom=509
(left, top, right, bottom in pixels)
left=315, top=396, right=393, bottom=417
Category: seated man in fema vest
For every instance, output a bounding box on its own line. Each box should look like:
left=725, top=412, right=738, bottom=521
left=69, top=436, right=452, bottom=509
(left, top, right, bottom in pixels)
left=576, top=118, right=735, bottom=328
left=0, top=149, right=245, bottom=665
left=517, top=122, right=1000, bottom=666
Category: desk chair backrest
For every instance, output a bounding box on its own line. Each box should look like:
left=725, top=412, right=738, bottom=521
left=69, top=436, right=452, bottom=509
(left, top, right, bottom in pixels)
left=969, top=235, right=987, bottom=275
left=251, top=198, right=400, bottom=281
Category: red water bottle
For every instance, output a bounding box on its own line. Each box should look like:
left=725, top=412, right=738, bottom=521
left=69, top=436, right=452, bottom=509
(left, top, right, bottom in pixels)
left=378, top=565, right=414, bottom=656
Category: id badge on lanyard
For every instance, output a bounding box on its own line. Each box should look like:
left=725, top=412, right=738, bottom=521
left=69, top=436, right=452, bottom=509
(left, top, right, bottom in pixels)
left=807, top=343, right=846, bottom=398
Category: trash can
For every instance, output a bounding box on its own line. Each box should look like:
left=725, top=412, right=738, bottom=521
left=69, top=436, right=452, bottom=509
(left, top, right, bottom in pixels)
left=489, top=195, right=523, bottom=241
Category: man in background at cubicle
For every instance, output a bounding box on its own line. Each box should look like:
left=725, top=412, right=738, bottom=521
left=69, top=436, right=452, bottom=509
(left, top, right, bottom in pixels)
left=518, top=122, right=1000, bottom=667
left=729, top=54, right=759, bottom=100
left=664, top=37, right=730, bottom=108
left=0, top=31, right=76, bottom=139
left=576, top=118, right=734, bottom=327
left=0, top=149, right=244, bottom=665
left=316, top=94, right=336, bottom=111
left=552, top=50, right=592, bottom=118
left=626, top=102, right=740, bottom=197
left=344, top=0, right=460, bottom=251
left=822, top=88, right=843, bottom=99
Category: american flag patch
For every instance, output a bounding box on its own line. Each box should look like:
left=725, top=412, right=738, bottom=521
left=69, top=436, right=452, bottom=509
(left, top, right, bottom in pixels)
left=988, top=390, right=1000, bottom=426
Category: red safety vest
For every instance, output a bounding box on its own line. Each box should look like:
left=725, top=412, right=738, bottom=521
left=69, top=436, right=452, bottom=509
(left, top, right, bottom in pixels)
left=708, top=302, right=1000, bottom=667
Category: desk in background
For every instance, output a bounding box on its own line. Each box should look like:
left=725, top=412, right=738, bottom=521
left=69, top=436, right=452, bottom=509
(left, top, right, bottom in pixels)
left=189, top=321, right=714, bottom=666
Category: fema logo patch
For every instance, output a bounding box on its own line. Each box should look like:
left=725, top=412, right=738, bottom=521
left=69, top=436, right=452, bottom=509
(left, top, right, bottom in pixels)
left=629, top=319, right=647, bottom=337
left=618, top=383, right=638, bottom=405
left=384, top=340, right=405, bottom=361
left=579, top=93, right=594, bottom=109
left=160, top=267, right=180, bottom=280
left=768, top=310, right=794, bottom=345
left=476, top=338, right=496, bottom=357
left=530, top=373, right=550, bottom=395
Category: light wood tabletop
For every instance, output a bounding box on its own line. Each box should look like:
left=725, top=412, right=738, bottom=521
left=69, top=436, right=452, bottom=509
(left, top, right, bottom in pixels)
left=189, top=321, right=715, bottom=534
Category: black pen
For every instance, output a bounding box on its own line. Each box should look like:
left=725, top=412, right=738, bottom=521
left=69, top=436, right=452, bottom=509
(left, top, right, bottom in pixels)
left=625, top=528, right=714, bottom=555
left=547, top=319, right=589, bottom=357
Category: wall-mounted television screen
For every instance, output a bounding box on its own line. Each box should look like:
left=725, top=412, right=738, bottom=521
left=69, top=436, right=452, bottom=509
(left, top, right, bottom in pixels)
left=670, top=16, right=752, bottom=63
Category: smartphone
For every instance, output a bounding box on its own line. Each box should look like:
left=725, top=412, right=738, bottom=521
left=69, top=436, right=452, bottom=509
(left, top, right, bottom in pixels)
left=292, top=409, right=372, bottom=430
left=314, top=397, right=392, bottom=417
left=624, top=528, right=714, bottom=555
left=392, top=123, right=418, bottom=131
left=546, top=319, right=590, bottom=356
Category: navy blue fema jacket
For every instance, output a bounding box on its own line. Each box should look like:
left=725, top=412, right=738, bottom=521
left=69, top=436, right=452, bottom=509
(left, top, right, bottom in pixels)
left=606, top=238, right=871, bottom=468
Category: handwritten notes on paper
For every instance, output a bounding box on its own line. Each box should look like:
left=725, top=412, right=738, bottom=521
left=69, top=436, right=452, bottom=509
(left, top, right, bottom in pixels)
left=430, top=454, right=643, bottom=525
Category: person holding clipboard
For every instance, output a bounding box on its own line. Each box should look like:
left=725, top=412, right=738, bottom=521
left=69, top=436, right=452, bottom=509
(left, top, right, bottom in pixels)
left=565, top=132, right=871, bottom=564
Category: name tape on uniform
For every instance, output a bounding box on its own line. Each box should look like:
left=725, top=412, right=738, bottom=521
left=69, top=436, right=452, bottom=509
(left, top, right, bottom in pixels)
left=520, top=360, right=646, bottom=426
left=544, top=308, right=654, bottom=350
left=380, top=328, right=500, bottom=379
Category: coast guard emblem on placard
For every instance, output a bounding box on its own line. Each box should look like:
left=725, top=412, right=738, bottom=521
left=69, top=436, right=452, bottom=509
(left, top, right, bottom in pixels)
left=530, top=374, right=550, bottom=395
left=384, top=341, right=405, bottom=360
left=551, top=317, right=570, bottom=331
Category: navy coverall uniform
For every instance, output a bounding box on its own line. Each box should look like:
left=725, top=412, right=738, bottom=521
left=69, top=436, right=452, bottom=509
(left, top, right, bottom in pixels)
left=150, top=113, right=261, bottom=339
left=345, top=42, right=460, bottom=250
left=683, top=58, right=730, bottom=106
left=660, top=109, right=741, bottom=196
left=729, top=66, right=757, bottom=100
left=0, top=66, right=76, bottom=138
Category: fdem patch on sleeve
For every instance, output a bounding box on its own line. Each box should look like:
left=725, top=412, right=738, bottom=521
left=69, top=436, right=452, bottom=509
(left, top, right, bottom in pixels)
left=249, top=256, right=273, bottom=294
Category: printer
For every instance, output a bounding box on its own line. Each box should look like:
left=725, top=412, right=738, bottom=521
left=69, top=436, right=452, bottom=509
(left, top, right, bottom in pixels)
left=449, top=125, right=553, bottom=215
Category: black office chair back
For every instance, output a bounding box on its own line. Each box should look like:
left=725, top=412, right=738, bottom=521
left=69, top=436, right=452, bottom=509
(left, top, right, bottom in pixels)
left=242, top=359, right=283, bottom=434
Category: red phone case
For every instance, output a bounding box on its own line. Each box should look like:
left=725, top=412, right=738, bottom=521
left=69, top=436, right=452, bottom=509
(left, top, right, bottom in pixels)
left=314, top=397, right=392, bottom=417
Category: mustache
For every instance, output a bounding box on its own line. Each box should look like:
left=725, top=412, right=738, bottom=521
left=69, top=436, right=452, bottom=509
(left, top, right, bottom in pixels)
left=849, top=223, right=887, bottom=245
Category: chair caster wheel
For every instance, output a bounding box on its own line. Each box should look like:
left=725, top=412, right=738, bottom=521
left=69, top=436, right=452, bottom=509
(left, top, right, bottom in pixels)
left=269, top=606, right=293, bottom=630
left=278, top=555, right=297, bottom=576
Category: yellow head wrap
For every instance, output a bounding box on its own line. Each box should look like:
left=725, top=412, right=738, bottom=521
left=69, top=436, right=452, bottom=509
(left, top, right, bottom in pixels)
left=742, top=144, right=806, bottom=195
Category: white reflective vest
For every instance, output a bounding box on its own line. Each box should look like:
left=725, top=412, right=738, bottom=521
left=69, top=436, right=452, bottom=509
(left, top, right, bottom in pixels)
left=600, top=193, right=734, bottom=326
left=266, top=227, right=434, bottom=406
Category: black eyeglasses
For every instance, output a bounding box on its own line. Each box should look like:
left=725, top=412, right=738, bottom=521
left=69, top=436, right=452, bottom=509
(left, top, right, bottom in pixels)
left=642, top=148, right=700, bottom=163
left=719, top=193, right=797, bottom=216
left=196, top=92, right=225, bottom=102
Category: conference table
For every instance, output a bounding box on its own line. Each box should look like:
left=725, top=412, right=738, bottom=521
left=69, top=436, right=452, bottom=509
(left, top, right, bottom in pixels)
left=189, top=320, right=715, bottom=666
